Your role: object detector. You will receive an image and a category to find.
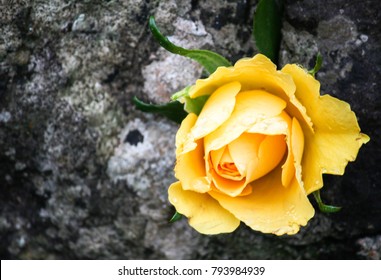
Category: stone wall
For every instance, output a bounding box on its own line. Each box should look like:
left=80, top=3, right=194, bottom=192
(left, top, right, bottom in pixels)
left=1, top=0, right=380, bottom=259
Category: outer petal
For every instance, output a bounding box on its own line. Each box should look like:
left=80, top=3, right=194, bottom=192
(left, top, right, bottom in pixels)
left=176, top=113, right=198, bottom=155
left=280, top=116, right=304, bottom=188
left=168, top=182, right=240, bottom=234
left=209, top=167, right=315, bottom=235
left=190, top=54, right=313, bottom=133
left=282, top=64, right=370, bottom=194
left=175, top=139, right=211, bottom=193
left=191, top=81, right=241, bottom=140
left=291, top=117, right=305, bottom=188
left=190, top=54, right=295, bottom=99
left=175, top=113, right=211, bottom=193
left=182, top=81, right=241, bottom=154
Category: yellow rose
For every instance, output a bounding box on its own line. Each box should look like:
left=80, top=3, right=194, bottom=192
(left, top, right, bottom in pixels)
left=168, top=54, right=369, bottom=235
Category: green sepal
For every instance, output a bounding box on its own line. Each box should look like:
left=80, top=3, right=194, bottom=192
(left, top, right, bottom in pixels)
left=171, top=86, right=209, bottom=115
left=253, top=0, right=284, bottom=64
left=184, top=95, right=209, bottom=115
left=313, top=190, right=342, bottom=213
left=308, top=53, right=323, bottom=77
left=149, top=16, right=231, bottom=75
left=133, top=96, right=187, bottom=124
left=169, top=211, right=183, bottom=223
left=171, top=85, right=192, bottom=101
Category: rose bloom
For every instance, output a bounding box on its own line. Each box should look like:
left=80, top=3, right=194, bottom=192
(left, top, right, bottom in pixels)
left=169, top=54, right=369, bottom=235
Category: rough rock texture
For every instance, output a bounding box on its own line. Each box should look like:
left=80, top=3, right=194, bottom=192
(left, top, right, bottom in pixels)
left=0, top=0, right=380, bottom=259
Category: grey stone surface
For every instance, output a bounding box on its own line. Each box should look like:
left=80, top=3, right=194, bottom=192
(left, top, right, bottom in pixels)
left=357, top=235, right=381, bottom=260
left=0, top=0, right=380, bottom=259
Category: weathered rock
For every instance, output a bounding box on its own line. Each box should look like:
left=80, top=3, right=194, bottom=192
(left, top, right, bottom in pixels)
left=0, top=0, right=380, bottom=259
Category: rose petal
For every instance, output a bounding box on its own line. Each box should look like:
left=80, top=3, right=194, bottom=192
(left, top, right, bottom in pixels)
left=209, top=146, right=247, bottom=197
left=191, top=81, right=241, bottom=139
left=190, top=54, right=295, bottom=99
left=238, top=184, right=253, bottom=196
left=282, top=64, right=370, bottom=194
left=176, top=113, right=198, bottom=155
left=182, top=81, right=241, bottom=154
left=209, top=167, right=315, bottom=235
left=291, top=118, right=304, bottom=164
left=228, top=133, right=265, bottom=176
left=175, top=139, right=211, bottom=193
left=248, top=134, right=287, bottom=182
left=247, top=111, right=290, bottom=135
left=211, top=146, right=243, bottom=180
left=189, top=54, right=314, bottom=133
left=204, top=90, right=287, bottom=154
left=175, top=113, right=210, bottom=193
left=209, top=133, right=286, bottom=197
left=168, top=181, right=240, bottom=234
left=209, top=146, right=226, bottom=176
left=280, top=114, right=294, bottom=188
left=246, top=111, right=294, bottom=186
left=210, top=169, right=247, bottom=197
left=291, top=117, right=304, bottom=187
left=209, top=181, right=253, bottom=197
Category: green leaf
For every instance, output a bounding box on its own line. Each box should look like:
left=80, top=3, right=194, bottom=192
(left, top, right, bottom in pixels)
left=308, top=53, right=323, bottom=77
left=149, top=16, right=231, bottom=74
left=169, top=211, right=183, bottom=223
left=313, top=190, right=342, bottom=213
left=253, top=0, right=284, bottom=64
left=133, top=96, right=187, bottom=124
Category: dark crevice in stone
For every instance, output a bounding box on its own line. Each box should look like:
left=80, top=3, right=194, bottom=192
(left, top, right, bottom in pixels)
left=124, top=129, right=144, bottom=146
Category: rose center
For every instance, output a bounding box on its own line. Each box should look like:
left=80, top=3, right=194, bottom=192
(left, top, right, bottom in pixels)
left=218, top=162, right=240, bottom=177
left=210, top=146, right=244, bottom=181
left=208, top=132, right=287, bottom=197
